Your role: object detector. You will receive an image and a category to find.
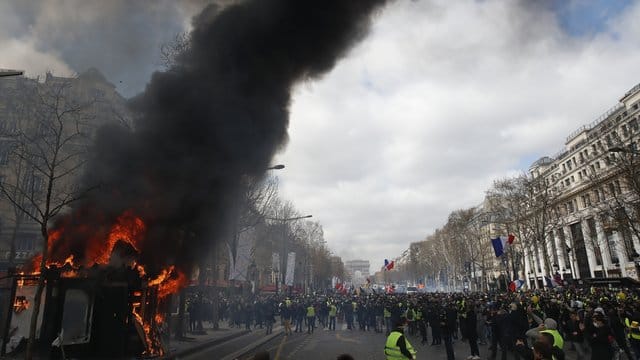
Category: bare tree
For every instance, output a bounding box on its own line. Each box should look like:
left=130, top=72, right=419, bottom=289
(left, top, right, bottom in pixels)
left=487, top=174, right=562, bottom=282
left=0, top=78, right=98, bottom=360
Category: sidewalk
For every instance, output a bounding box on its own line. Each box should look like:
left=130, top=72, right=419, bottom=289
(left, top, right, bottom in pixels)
left=161, top=322, right=250, bottom=360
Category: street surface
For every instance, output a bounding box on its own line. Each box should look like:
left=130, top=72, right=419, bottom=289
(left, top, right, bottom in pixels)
left=186, top=320, right=582, bottom=360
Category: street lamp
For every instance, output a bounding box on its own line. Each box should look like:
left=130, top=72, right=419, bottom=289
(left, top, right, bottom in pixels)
left=266, top=214, right=313, bottom=295
left=267, top=164, right=285, bottom=170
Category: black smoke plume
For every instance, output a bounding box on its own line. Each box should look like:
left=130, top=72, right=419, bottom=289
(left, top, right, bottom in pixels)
left=48, top=0, right=389, bottom=277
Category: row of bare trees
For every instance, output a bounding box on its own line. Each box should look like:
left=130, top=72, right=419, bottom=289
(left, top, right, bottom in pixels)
left=403, top=129, right=640, bottom=291
left=0, top=73, right=342, bottom=353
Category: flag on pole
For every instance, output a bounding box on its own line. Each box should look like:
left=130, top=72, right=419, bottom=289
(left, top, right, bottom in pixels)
left=508, top=279, right=525, bottom=292
left=544, top=276, right=558, bottom=288
left=384, top=259, right=395, bottom=271
left=491, top=234, right=515, bottom=257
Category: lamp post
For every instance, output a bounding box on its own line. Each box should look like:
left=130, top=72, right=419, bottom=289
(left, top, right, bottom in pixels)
left=265, top=215, right=312, bottom=295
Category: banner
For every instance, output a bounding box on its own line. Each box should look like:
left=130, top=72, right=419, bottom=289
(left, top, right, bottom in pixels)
left=272, top=252, right=280, bottom=273
left=285, top=252, right=296, bottom=286
left=228, top=228, right=256, bottom=281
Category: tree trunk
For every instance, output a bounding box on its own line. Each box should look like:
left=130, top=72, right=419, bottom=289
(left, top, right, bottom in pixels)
left=7, top=217, right=21, bottom=267
left=25, top=225, right=48, bottom=360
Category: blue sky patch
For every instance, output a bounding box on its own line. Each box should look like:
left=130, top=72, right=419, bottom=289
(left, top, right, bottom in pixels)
left=553, top=0, right=632, bottom=37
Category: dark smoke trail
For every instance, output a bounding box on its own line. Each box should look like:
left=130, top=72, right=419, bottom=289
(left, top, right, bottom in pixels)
left=50, top=0, right=389, bottom=276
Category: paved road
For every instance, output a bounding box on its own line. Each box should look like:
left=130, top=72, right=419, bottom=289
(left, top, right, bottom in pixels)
left=185, top=321, right=583, bottom=360
left=241, top=323, right=493, bottom=360
left=181, top=326, right=280, bottom=360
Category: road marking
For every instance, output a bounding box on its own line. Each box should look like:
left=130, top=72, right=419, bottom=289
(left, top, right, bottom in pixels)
left=336, top=332, right=360, bottom=344
left=274, top=334, right=287, bottom=360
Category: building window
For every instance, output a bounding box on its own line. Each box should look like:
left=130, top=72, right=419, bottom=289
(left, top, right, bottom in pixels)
left=605, top=229, right=619, bottom=264
left=0, top=140, right=12, bottom=165
left=595, top=162, right=601, bottom=169
left=549, top=231, right=559, bottom=265
left=630, top=118, right=638, bottom=131
left=558, top=229, right=571, bottom=265
left=587, top=218, right=602, bottom=266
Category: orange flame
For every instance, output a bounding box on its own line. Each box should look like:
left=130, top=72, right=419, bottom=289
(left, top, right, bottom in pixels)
left=23, top=209, right=189, bottom=358
left=89, top=211, right=146, bottom=265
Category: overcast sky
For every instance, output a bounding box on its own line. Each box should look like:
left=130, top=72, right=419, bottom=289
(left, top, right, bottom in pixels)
left=3, top=0, right=640, bottom=276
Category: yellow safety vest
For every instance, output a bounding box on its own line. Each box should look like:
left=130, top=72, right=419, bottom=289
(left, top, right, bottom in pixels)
left=625, top=318, right=640, bottom=340
left=415, top=310, right=422, bottom=321
left=541, top=329, right=564, bottom=350
left=306, top=306, right=315, bottom=317
left=384, top=331, right=416, bottom=359
left=384, top=308, right=391, bottom=318
left=329, top=305, right=337, bottom=317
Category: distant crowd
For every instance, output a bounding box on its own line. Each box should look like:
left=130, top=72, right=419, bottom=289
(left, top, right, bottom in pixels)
left=186, top=285, right=640, bottom=360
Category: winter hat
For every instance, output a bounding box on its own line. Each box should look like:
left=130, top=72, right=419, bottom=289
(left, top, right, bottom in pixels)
left=543, top=318, right=557, bottom=330
left=594, top=307, right=605, bottom=315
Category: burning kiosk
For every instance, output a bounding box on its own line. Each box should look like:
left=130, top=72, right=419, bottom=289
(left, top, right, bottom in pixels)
left=2, top=212, right=187, bottom=358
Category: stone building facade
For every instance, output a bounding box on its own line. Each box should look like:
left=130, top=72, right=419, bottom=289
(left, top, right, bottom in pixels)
left=524, top=83, right=640, bottom=286
left=0, top=69, right=130, bottom=267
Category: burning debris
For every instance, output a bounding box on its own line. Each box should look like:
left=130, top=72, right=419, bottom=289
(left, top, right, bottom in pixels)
left=9, top=0, right=390, bottom=358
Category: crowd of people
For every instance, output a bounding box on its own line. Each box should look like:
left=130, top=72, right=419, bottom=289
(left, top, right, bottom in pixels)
left=187, top=285, right=640, bottom=360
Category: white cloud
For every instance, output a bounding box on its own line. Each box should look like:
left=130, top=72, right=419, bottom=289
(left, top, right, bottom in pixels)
left=275, top=0, right=640, bottom=273
left=0, top=37, right=73, bottom=77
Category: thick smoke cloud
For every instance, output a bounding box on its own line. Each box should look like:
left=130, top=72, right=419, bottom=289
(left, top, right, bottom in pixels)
left=49, top=0, right=389, bottom=276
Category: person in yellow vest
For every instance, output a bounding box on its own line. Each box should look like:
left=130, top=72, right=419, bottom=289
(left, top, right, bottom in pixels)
left=384, top=306, right=392, bottom=336
left=625, top=315, right=640, bottom=359
left=306, top=303, right=316, bottom=334
left=538, top=318, right=564, bottom=351
left=384, top=317, right=417, bottom=359
left=329, top=303, right=338, bottom=331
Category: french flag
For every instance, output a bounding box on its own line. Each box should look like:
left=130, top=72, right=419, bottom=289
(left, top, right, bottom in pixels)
left=491, top=234, right=515, bottom=258
left=384, top=259, right=395, bottom=271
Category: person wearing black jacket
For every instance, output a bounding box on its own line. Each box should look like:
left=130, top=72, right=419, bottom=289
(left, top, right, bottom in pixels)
left=564, top=311, right=585, bottom=360
left=514, top=332, right=565, bottom=360
left=441, top=305, right=455, bottom=360
left=585, top=313, right=614, bottom=360
left=464, top=303, right=480, bottom=359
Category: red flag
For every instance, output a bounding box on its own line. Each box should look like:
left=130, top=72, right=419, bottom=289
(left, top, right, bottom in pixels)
left=385, top=261, right=394, bottom=271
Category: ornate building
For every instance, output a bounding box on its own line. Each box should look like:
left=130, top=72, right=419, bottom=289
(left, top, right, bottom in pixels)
left=525, top=83, right=640, bottom=285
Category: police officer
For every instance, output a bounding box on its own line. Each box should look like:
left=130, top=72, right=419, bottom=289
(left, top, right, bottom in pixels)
left=384, top=317, right=417, bottom=359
